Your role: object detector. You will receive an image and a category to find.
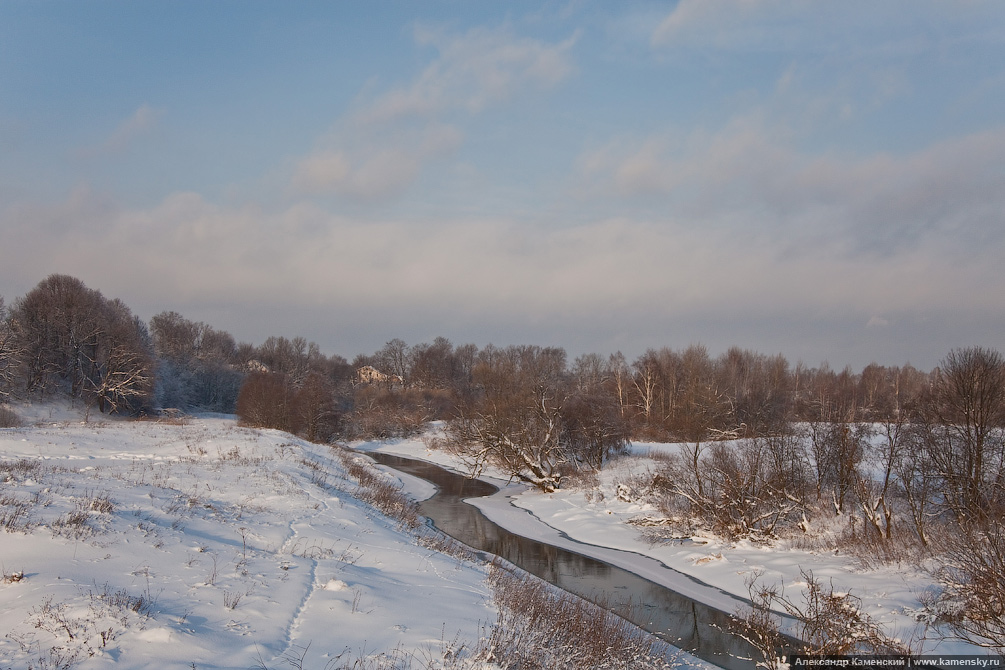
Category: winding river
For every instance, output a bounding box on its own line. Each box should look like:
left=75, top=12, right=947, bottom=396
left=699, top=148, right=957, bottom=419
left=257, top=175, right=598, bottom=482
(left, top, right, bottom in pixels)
left=369, top=451, right=782, bottom=670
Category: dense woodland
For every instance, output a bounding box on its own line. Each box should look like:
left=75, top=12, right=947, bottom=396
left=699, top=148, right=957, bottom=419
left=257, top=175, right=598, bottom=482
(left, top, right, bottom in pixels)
left=4, top=274, right=1005, bottom=649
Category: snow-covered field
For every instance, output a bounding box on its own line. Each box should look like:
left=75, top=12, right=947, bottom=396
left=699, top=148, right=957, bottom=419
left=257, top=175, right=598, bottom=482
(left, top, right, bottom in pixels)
left=0, top=405, right=983, bottom=670
left=356, top=430, right=981, bottom=657
left=0, top=405, right=496, bottom=669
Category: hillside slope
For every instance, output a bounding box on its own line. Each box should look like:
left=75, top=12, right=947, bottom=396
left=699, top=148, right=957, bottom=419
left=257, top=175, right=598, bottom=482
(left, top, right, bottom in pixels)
left=0, top=409, right=495, bottom=669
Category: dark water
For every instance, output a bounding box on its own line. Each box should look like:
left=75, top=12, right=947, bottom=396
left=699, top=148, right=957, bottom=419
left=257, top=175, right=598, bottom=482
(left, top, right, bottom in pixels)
left=369, top=452, right=778, bottom=670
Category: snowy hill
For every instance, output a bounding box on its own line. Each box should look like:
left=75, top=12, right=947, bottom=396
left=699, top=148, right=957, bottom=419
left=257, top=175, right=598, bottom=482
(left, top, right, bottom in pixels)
left=0, top=408, right=496, bottom=669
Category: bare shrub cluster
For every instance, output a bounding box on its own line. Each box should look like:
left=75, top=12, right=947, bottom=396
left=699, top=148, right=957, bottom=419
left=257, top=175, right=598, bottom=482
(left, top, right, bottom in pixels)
left=344, top=386, right=453, bottom=441
left=926, top=523, right=1005, bottom=649
left=640, top=433, right=808, bottom=541
left=236, top=370, right=341, bottom=443
left=442, top=345, right=629, bottom=492
left=415, top=527, right=482, bottom=563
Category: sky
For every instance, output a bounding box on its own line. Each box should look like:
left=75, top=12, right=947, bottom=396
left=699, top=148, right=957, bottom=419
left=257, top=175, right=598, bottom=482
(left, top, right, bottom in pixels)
left=2, top=0, right=1004, bottom=370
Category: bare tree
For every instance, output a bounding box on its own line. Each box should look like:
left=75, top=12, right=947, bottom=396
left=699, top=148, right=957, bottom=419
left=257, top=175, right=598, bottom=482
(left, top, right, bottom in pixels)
left=149, top=311, right=202, bottom=360
left=717, top=348, right=793, bottom=436
left=606, top=351, right=632, bottom=419
left=808, top=421, right=867, bottom=515
left=85, top=300, right=155, bottom=413
left=295, top=372, right=341, bottom=443
left=0, top=297, right=18, bottom=399
left=561, top=353, right=631, bottom=469
left=924, top=346, right=1005, bottom=523
left=562, top=390, right=630, bottom=471
left=8, top=275, right=154, bottom=413
left=631, top=348, right=665, bottom=432
left=445, top=345, right=569, bottom=491
left=9, top=274, right=101, bottom=396
left=858, top=411, right=912, bottom=540
left=375, top=338, right=410, bottom=386
left=888, top=417, right=937, bottom=547
left=408, top=336, right=460, bottom=389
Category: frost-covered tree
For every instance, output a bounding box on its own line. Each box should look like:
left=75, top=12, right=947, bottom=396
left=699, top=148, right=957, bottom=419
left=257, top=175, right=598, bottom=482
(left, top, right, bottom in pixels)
left=87, top=299, right=155, bottom=413
left=0, top=296, right=17, bottom=399
left=149, top=311, right=244, bottom=412
left=7, top=275, right=154, bottom=413
left=445, top=345, right=570, bottom=492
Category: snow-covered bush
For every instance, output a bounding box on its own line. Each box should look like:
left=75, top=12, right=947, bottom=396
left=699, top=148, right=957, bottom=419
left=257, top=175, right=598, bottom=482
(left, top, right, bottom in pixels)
left=734, top=568, right=909, bottom=669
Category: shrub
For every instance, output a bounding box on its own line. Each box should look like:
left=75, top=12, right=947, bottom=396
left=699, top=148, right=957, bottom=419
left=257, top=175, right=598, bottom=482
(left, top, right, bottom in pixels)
left=733, top=568, right=908, bottom=669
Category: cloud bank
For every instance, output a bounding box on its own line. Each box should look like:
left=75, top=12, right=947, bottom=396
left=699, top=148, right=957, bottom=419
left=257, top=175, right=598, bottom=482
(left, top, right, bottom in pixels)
left=2, top=4, right=1003, bottom=368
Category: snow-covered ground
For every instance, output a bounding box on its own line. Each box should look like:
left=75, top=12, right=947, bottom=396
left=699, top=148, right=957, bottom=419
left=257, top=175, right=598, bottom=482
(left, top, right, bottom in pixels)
left=355, top=429, right=980, bottom=657
left=0, top=405, right=497, bottom=669
left=0, top=404, right=982, bottom=669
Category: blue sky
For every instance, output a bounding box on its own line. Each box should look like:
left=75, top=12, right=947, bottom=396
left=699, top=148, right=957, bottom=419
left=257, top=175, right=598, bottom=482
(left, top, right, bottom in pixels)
left=2, top=1, right=1004, bottom=369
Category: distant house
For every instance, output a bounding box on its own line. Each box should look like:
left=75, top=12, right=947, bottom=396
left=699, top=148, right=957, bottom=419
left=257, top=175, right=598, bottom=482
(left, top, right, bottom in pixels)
left=355, top=365, right=403, bottom=386
left=244, top=359, right=270, bottom=374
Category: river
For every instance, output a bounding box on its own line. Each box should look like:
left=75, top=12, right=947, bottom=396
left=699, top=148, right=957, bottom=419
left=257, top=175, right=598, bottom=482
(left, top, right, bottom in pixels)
left=368, top=451, right=778, bottom=670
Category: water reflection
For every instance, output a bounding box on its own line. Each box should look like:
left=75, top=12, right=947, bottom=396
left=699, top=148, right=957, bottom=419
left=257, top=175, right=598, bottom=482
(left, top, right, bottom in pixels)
left=369, top=452, right=766, bottom=670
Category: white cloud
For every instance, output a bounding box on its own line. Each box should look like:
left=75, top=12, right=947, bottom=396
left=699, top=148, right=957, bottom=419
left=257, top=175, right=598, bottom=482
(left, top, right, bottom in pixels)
left=364, top=24, right=577, bottom=121
left=5, top=183, right=1005, bottom=325
left=289, top=123, right=463, bottom=199
left=5, top=180, right=1005, bottom=369
left=289, top=25, right=575, bottom=199
left=579, top=121, right=1005, bottom=257
left=289, top=151, right=351, bottom=195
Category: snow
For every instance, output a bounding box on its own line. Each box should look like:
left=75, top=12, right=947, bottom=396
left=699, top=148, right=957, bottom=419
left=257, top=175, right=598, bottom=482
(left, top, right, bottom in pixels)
left=355, top=429, right=980, bottom=657
left=0, top=407, right=980, bottom=669
left=0, top=406, right=496, bottom=669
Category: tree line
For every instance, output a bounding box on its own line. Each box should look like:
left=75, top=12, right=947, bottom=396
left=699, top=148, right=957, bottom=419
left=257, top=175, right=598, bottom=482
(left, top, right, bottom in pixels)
left=6, top=274, right=1005, bottom=646
left=3, top=275, right=1005, bottom=523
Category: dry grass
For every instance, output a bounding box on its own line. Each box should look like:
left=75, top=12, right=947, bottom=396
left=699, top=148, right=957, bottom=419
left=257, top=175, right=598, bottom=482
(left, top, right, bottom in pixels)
left=0, top=457, right=50, bottom=483
left=50, top=509, right=93, bottom=539
left=331, top=448, right=420, bottom=529
left=415, top=527, right=482, bottom=563
left=10, top=582, right=155, bottom=670
left=478, top=563, right=681, bottom=670
left=0, top=493, right=36, bottom=532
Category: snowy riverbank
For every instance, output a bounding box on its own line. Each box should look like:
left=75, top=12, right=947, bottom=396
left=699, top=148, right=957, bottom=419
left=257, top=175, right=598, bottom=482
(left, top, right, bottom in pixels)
left=356, top=430, right=982, bottom=658
left=0, top=404, right=984, bottom=669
